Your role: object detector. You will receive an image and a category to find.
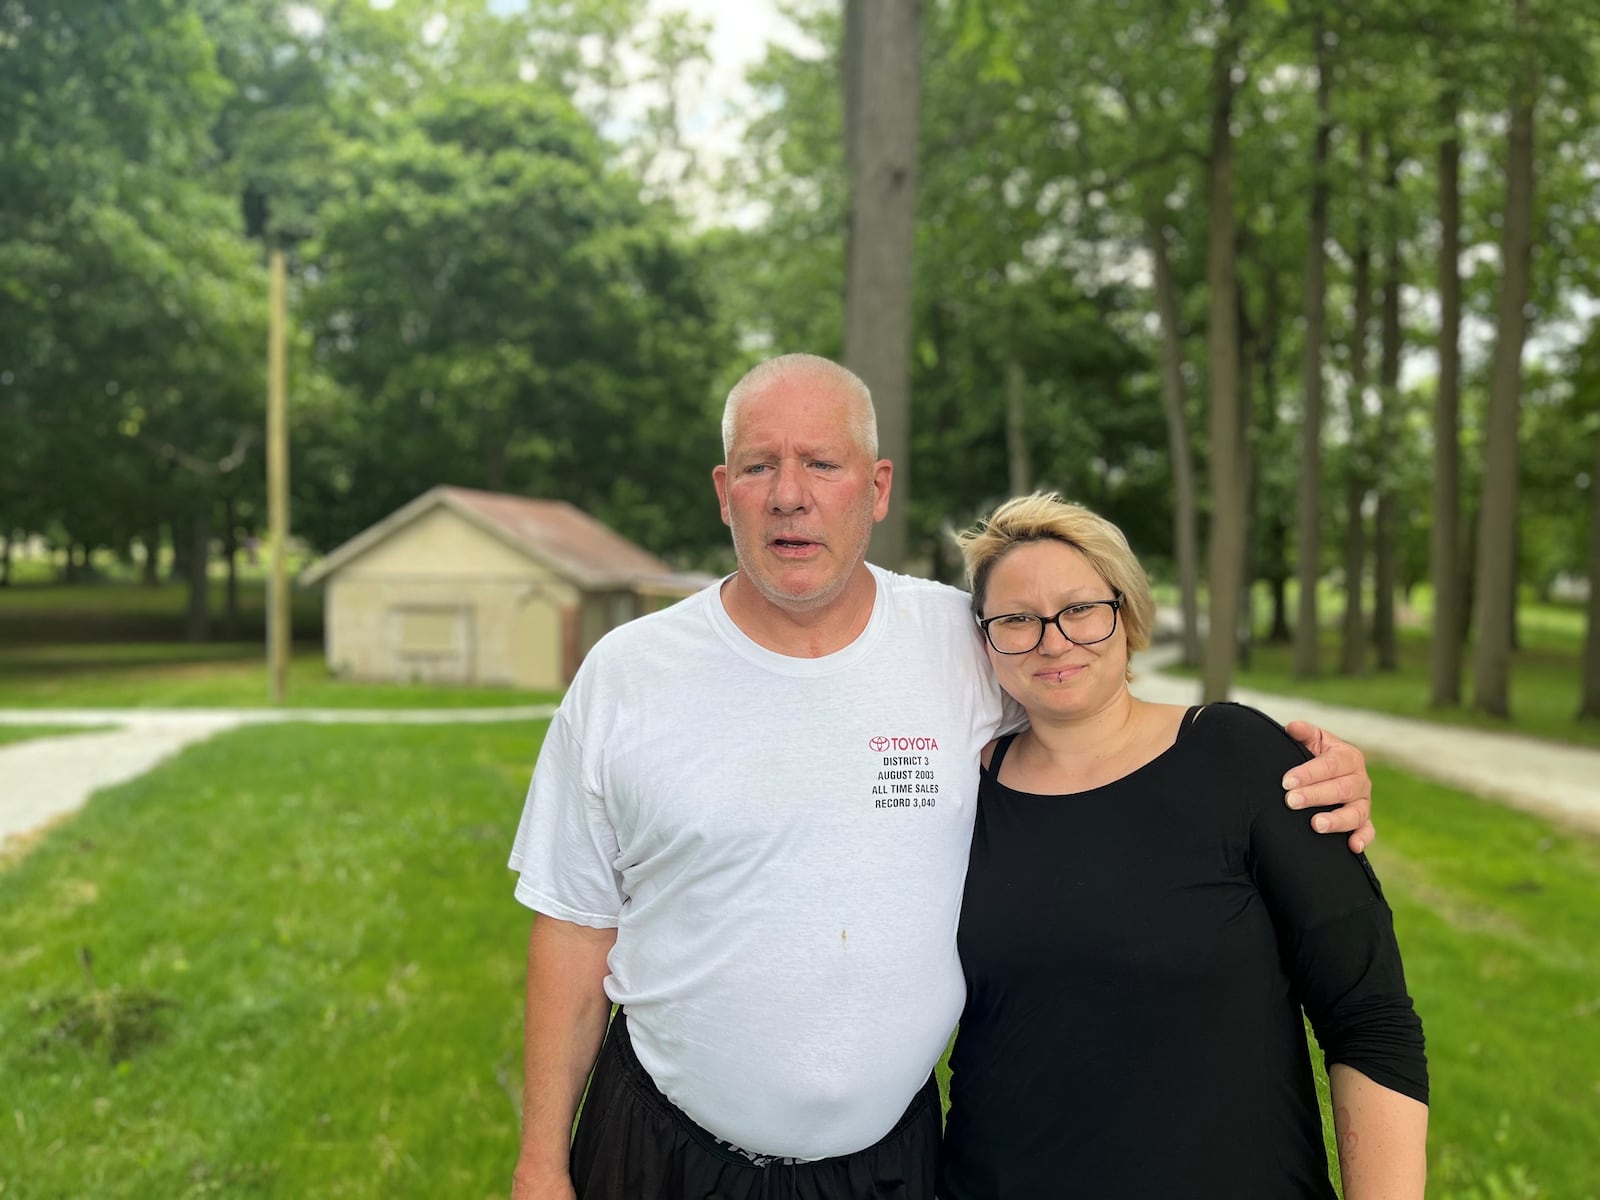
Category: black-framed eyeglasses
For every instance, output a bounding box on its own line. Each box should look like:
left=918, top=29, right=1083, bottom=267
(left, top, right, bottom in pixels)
left=977, top=595, right=1123, bottom=655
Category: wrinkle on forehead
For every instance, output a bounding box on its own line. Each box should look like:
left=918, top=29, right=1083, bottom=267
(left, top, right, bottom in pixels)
left=726, top=401, right=869, bottom=468
left=728, top=436, right=854, bottom=464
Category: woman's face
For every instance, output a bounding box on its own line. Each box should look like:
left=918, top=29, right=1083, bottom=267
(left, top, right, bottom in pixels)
left=978, top=540, right=1129, bottom=719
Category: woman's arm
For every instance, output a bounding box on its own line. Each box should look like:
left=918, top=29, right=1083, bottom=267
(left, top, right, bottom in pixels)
left=1330, top=1063, right=1428, bottom=1200
left=1210, top=708, right=1429, bottom=1195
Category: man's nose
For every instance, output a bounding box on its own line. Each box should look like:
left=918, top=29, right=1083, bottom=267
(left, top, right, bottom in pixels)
left=768, top=462, right=807, bottom=511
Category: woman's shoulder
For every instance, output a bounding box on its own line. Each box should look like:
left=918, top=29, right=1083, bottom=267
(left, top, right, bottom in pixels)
left=1189, top=702, right=1308, bottom=753
left=980, top=732, right=1021, bottom=772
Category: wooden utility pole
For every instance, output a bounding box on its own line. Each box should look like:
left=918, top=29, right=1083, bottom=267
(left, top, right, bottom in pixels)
left=267, top=250, right=291, bottom=703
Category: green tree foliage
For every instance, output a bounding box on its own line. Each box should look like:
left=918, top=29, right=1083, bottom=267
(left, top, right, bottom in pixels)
left=8, top=0, right=1600, bottom=716
left=721, top=2, right=1167, bottom=576
left=0, top=0, right=263, bottom=578
left=723, top=0, right=1599, bottom=712
left=3, top=0, right=732, bottom=581
left=299, top=84, right=728, bottom=560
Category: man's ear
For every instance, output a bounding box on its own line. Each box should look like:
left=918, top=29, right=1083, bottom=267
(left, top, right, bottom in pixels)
left=871, top=459, right=893, bottom=522
left=712, top=464, right=732, bottom=527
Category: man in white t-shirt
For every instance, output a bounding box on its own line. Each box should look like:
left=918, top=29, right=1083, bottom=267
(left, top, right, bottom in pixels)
left=507, top=353, right=1375, bottom=1200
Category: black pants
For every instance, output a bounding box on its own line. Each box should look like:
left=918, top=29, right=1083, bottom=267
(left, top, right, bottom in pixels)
left=571, top=1010, right=942, bottom=1200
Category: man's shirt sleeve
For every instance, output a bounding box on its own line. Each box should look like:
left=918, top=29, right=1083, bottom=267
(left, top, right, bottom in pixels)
left=508, top=705, right=625, bottom=928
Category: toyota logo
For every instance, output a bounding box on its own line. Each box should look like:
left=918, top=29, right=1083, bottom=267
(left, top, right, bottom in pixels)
left=869, top=736, right=890, bottom=752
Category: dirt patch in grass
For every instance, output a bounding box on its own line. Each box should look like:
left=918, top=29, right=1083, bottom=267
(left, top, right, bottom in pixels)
left=31, top=948, right=178, bottom=1064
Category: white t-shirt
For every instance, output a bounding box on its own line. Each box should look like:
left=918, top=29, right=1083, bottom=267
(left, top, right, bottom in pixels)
left=508, top=566, right=1008, bottom=1160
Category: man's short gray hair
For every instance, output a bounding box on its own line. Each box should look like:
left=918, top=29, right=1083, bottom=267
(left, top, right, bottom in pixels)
left=721, top=353, right=879, bottom=458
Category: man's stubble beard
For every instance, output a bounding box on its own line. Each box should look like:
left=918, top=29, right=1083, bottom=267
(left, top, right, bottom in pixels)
left=728, top=502, right=878, bottom=617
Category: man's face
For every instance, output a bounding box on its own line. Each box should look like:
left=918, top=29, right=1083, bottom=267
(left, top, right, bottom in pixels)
left=712, top=375, right=892, bottom=616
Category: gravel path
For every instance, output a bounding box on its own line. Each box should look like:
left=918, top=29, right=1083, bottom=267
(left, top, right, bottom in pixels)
left=3, top=657, right=1597, bottom=850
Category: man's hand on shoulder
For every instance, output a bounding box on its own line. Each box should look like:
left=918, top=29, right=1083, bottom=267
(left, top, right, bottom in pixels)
left=1282, top=720, right=1375, bottom=854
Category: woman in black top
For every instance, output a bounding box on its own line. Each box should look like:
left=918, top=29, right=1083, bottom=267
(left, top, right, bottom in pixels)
left=941, top=493, right=1428, bottom=1200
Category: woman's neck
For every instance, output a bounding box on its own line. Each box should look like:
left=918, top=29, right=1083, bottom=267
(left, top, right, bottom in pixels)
left=1003, top=692, right=1184, bottom=794
left=1019, top=690, right=1143, bottom=762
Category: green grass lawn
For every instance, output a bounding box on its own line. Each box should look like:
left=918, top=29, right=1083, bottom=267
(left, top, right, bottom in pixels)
left=2, top=724, right=1597, bottom=1197
left=1368, top=762, right=1600, bottom=1197
left=0, top=721, right=542, bottom=1199
left=0, top=643, right=560, bottom=710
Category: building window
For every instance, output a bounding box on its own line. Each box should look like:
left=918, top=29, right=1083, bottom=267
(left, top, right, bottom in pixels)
left=394, top=607, right=467, bottom=658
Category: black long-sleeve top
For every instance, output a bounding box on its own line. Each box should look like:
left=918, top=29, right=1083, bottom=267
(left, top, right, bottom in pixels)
left=939, top=703, right=1428, bottom=1199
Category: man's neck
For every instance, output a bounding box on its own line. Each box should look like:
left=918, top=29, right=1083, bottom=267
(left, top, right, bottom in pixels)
left=719, top=566, right=878, bottom=659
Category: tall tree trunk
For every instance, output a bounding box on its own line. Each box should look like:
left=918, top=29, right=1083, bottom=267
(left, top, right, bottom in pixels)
left=1372, top=482, right=1399, bottom=670
left=1255, top=276, right=1292, bottom=647
left=222, top=495, right=240, bottom=640
left=1509, top=522, right=1521, bottom=651
left=0, top=530, right=11, bottom=587
left=1471, top=11, right=1537, bottom=717
left=928, top=527, right=952, bottom=585
left=1242, top=253, right=1284, bottom=670
left=1294, top=20, right=1334, bottom=678
left=1373, top=141, right=1404, bottom=671
left=1004, top=358, right=1033, bottom=496
left=1340, top=128, right=1374, bottom=676
left=1201, top=0, right=1246, bottom=703
left=1580, top=414, right=1600, bottom=718
left=843, top=0, right=921, bottom=572
left=1236, top=290, right=1258, bottom=671
left=1336, top=515, right=1366, bottom=664
left=1429, top=97, right=1465, bottom=708
left=169, top=517, right=189, bottom=584
left=142, top=523, right=161, bottom=586
left=1147, top=212, right=1203, bottom=667
left=1267, top=528, right=1293, bottom=641
left=186, top=509, right=212, bottom=644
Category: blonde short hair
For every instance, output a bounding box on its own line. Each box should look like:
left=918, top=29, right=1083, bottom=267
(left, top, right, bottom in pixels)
left=956, top=492, right=1156, bottom=663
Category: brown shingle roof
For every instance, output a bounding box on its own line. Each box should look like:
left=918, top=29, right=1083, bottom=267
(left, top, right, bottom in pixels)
left=299, top=485, right=705, bottom=592
left=439, top=486, right=672, bottom=584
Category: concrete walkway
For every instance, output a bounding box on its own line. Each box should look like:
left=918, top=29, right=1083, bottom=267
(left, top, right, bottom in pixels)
left=3, top=659, right=1598, bottom=850
left=1131, top=647, right=1600, bottom=834
left=0, top=704, right=557, bottom=848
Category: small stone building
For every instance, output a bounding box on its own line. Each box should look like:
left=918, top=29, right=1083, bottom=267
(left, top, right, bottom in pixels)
left=299, top=486, right=707, bottom=690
